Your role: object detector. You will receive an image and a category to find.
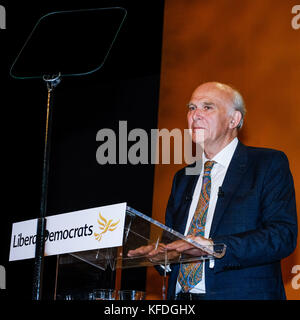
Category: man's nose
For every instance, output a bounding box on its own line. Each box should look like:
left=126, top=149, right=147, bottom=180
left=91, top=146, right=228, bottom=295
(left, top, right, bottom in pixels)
left=192, top=108, right=204, bottom=120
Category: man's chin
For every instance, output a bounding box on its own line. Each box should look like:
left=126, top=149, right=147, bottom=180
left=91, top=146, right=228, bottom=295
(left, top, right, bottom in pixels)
left=190, top=128, right=205, bottom=145
left=192, top=134, right=206, bottom=147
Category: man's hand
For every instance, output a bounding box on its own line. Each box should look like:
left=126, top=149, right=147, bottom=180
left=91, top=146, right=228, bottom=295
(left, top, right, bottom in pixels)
left=127, top=243, right=167, bottom=258
left=127, top=243, right=178, bottom=263
left=166, top=235, right=214, bottom=256
left=127, top=236, right=214, bottom=262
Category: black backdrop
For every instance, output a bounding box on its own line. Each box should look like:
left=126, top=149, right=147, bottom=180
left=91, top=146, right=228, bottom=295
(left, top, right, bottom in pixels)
left=1, top=0, right=164, bottom=299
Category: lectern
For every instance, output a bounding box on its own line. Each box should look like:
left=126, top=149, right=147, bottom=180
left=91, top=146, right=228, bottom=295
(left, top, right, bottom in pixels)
left=10, top=203, right=226, bottom=300
left=53, top=205, right=226, bottom=299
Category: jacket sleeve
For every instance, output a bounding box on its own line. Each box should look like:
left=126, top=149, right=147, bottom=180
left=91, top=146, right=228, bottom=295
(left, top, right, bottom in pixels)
left=213, top=152, right=298, bottom=273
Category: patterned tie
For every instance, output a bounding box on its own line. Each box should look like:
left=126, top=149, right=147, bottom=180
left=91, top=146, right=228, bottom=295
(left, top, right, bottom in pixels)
left=178, top=160, right=216, bottom=292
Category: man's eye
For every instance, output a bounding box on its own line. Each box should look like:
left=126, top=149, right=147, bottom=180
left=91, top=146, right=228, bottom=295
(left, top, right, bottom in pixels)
left=204, top=105, right=212, bottom=110
left=188, top=105, right=196, bottom=111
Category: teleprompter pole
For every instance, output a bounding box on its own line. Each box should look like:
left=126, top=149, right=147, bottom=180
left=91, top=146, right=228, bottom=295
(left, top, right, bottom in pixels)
left=32, top=74, right=61, bottom=300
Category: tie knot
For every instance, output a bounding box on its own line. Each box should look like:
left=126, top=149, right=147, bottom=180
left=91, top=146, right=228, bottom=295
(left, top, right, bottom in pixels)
left=203, top=160, right=216, bottom=176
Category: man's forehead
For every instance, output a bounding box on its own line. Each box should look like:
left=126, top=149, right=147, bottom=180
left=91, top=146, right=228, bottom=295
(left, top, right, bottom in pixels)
left=190, top=83, right=233, bottom=104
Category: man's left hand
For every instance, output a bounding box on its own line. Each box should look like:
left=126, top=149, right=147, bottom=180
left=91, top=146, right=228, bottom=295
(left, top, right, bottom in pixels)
left=166, top=235, right=214, bottom=256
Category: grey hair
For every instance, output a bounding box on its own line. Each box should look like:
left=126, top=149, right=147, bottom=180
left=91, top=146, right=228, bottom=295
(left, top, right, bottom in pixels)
left=214, top=82, right=246, bottom=129
left=231, top=89, right=246, bottom=130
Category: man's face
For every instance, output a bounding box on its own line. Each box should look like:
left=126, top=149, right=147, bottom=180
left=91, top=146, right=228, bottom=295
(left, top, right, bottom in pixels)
left=187, top=83, right=234, bottom=147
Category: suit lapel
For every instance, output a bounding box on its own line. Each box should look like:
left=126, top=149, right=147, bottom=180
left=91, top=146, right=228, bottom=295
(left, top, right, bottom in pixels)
left=209, top=142, right=248, bottom=238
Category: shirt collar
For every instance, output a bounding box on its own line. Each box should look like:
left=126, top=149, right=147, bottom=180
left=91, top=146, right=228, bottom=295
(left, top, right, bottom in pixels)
left=203, top=137, right=239, bottom=169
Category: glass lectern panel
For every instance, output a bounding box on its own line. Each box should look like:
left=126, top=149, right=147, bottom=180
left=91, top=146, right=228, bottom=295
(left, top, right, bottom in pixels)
left=69, top=206, right=225, bottom=270
left=54, top=206, right=226, bottom=299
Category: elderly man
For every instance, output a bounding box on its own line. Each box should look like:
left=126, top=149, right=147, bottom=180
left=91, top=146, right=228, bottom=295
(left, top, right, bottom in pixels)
left=128, top=82, right=297, bottom=299
left=162, top=82, right=297, bottom=300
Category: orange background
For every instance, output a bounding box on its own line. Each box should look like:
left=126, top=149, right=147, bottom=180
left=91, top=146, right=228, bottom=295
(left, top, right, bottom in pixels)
left=146, top=0, right=300, bottom=299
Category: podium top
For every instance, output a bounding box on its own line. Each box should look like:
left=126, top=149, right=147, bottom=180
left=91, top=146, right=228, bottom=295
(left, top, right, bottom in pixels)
left=9, top=202, right=226, bottom=268
left=69, top=206, right=226, bottom=271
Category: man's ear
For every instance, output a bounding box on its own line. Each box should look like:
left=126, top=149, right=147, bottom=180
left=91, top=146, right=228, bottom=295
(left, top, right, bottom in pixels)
left=229, top=110, right=242, bottom=129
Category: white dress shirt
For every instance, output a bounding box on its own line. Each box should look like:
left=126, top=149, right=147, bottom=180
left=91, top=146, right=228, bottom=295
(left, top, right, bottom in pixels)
left=176, top=137, right=239, bottom=294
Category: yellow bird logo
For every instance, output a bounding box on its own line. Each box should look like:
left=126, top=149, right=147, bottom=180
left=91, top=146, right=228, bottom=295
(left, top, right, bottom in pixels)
left=94, top=212, right=120, bottom=242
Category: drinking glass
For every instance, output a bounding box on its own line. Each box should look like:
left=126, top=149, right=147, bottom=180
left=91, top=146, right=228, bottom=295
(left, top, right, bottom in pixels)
left=118, top=290, right=146, bottom=300
left=93, top=289, right=117, bottom=300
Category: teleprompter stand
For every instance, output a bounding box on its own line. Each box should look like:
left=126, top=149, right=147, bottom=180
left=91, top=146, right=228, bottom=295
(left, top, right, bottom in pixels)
left=32, top=74, right=61, bottom=300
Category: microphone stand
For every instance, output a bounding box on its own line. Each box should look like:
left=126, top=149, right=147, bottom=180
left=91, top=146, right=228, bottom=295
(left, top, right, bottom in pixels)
left=32, top=73, right=61, bottom=300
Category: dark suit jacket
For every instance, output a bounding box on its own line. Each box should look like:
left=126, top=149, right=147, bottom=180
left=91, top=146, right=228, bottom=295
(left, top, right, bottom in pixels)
left=165, top=141, right=298, bottom=300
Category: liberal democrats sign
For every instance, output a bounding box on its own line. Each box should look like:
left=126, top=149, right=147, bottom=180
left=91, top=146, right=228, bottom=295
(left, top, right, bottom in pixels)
left=9, top=202, right=126, bottom=261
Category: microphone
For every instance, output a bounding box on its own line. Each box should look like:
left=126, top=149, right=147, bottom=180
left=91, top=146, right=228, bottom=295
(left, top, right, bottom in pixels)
left=218, top=187, right=225, bottom=198
left=185, top=194, right=193, bottom=201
